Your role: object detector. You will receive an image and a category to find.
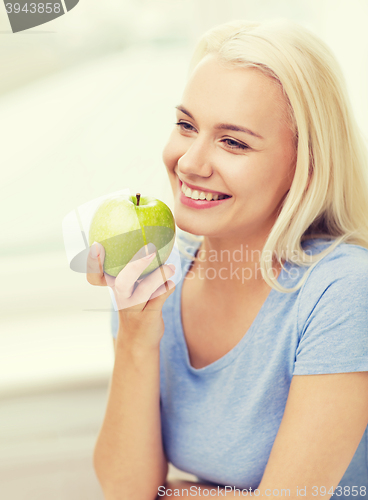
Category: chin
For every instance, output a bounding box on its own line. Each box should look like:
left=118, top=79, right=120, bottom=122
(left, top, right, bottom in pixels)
left=176, top=219, right=201, bottom=236
left=173, top=212, right=210, bottom=237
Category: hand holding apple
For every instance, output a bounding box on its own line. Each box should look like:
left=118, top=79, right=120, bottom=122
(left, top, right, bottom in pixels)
left=88, top=192, right=176, bottom=279
left=86, top=240, right=176, bottom=344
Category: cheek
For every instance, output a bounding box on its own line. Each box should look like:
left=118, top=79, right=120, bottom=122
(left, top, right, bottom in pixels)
left=262, top=145, right=296, bottom=192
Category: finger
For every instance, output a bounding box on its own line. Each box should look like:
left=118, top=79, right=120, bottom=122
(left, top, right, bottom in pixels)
left=144, top=280, right=176, bottom=311
left=118, top=264, right=174, bottom=312
left=86, top=242, right=107, bottom=286
left=112, top=276, right=147, bottom=312
left=104, top=272, right=116, bottom=288
left=132, top=264, right=175, bottom=304
left=114, top=243, right=157, bottom=299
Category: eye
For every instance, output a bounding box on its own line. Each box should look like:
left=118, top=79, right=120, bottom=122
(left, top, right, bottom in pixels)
left=175, top=121, right=196, bottom=132
left=175, top=121, right=249, bottom=151
left=222, top=138, right=249, bottom=150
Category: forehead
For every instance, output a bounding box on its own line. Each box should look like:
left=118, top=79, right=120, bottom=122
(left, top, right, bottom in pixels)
left=181, top=54, right=288, bottom=136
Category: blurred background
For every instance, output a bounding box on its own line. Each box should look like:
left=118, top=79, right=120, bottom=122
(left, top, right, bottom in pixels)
left=0, top=0, right=367, bottom=498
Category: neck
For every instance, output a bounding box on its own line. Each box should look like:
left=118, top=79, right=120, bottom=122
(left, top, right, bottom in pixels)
left=190, top=232, right=280, bottom=297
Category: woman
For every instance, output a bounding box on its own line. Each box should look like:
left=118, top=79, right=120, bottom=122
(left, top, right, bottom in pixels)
left=88, top=19, right=368, bottom=500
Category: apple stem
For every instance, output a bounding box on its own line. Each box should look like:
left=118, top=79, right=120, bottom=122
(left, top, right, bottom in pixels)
left=136, top=193, right=141, bottom=206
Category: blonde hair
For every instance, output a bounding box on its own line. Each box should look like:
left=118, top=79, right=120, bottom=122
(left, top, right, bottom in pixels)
left=176, top=18, right=368, bottom=293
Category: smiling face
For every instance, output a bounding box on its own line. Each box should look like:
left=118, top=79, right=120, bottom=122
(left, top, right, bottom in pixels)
left=162, top=53, right=297, bottom=246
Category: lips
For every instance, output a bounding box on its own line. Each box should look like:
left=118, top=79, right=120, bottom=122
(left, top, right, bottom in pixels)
left=178, top=178, right=232, bottom=197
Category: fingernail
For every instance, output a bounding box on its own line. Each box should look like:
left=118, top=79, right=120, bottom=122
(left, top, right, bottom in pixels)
left=168, top=264, right=176, bottom=272
left=144, top=251, right=156, bottom=260
left=145, top=242, right=156, bottom=254
left=90, top=242, right=99, bottom=258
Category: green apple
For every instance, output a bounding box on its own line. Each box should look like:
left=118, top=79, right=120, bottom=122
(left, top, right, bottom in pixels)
left=88, top=193, right=175, bottom=278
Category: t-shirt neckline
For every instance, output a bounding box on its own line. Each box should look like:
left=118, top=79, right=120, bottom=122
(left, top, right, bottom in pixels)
left=173, top=241, right=283, bottom=375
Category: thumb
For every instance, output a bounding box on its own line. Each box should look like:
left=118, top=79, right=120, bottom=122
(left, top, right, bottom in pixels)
left=86, top=242, right=107, bottom=286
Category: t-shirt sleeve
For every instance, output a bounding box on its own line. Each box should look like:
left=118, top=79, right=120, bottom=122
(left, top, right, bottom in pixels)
left=293, top=245, right=368, bottom=376
left=111, top=308, right=119, bottom=339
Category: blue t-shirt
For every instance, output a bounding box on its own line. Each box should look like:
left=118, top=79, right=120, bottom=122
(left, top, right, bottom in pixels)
left=111, top=231, right=368, bottom=494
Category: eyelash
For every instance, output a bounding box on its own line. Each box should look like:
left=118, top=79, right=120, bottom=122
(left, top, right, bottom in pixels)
left=174, top=121, right=249, bottom=151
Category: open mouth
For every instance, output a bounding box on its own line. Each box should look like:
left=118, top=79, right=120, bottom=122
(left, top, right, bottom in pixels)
left=179, top=179, right=232, bottom=202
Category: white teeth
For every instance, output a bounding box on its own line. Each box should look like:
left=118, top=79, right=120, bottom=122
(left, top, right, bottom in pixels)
left=185, top=186, right=192, bottom=197
left=181, top=181, right=229, bottom=201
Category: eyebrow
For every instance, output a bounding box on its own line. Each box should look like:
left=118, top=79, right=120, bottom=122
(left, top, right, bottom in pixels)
left=175, top=105, right=264, bottom=140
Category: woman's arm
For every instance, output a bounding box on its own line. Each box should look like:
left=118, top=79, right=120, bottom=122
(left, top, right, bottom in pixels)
left=256, top=371, right=368, bottom=500
left=158, top=372, right=368, bottom=500
left=87, top=242, right=176, bottom=500
left=93, top=336, right=168, bottom=500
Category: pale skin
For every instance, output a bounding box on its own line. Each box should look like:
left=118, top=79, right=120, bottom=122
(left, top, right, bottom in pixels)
left=93, top=52, right=368, bottom=499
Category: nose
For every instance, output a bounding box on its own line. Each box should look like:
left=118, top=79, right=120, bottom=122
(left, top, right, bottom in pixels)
left=177, top=136, right=213, bottom=179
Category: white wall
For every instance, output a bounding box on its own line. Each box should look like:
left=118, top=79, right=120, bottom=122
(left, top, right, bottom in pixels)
left=0, top=44, right=191, bottom=396
left=1, top=0, right=367, bottom=394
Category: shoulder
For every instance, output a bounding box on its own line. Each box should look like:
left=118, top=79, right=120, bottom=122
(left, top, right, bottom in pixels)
left=292, top=240, right=368, bottom=374
left=297, top=239, right=368, bottom=326
left=301, top=239, right=368, bottom=290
